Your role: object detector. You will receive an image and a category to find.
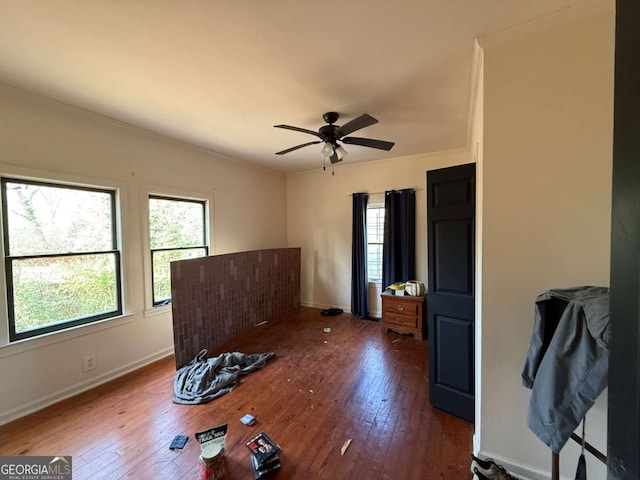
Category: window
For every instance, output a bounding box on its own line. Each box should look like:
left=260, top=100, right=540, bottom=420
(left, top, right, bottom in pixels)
left=2, top=178, right=122, bottom=341
left=366, top=204, right=385, bottom=283
left=149, top=195, right=208, bottom=306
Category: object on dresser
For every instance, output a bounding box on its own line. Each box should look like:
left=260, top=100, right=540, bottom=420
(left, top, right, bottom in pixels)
left=387, top=282, right=406, bottom=295
left=404, top=280, right=425, bottom=296
left=381, top=290, right=426, bottom=340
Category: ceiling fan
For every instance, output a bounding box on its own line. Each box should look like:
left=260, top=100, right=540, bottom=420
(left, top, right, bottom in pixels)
left=274, top=112, right=395, bottom=165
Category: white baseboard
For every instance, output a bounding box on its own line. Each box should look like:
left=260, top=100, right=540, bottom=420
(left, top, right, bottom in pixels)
left=300, top=301, right=381, bottom=318
left=478, top=450, right=557, bottom=480
left=300, top=301, right=351, bottom=313
left=0, top=347, right=174, bottom=426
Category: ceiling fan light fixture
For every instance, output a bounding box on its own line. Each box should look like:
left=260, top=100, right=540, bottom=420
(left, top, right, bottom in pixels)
left=321, top=142, right=334, bottom=157
left=335, top=144, right=348, bottom=160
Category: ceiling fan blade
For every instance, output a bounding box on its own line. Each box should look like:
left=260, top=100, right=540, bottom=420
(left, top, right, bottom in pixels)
left=342, top=136, right=395, bottom=151
left=335, top=114, right=378, bottom=138
left=274, top=124, right=321, bottom=138
left=275, top=141, right=322, bottom=155
left=330, top=151, right=342, bottom=164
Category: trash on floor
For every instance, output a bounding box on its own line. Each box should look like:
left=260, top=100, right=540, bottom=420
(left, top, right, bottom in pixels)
left=169, top=434, right=189, bottom=450
left=196, top=423, right=228, bottom=480
left=323, top=327, right=332, bottom=333
left=246, top=432, right=282, bottom=477
left=240, top=414, right=256, bottom=426
left=341, top=438, right=352, bottom=456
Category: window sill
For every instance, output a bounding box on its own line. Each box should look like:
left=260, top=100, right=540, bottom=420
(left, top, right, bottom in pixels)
left=144, top=304, right=172, bottom=318
left=0, top=312, right=134, bottom=359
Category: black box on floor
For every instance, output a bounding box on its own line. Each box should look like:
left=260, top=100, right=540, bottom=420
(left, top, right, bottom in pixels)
left=245, top=432, right=281, bottom=465
left=250, top=453, right=281, bottom=479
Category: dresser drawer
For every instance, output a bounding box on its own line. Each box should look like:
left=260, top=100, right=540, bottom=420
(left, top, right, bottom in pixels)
left=384, top=313, right=418, bottom=329
left=383, top=298, right=419, bottom=316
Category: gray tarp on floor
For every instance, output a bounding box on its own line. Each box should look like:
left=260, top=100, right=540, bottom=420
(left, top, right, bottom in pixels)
left=173, top=349, right=275, bottom=405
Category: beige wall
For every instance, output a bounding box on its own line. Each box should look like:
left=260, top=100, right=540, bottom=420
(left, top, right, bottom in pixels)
left=0, top=83, right=287, bottom=423
left=480, top=6, right=614, bottom=479
left=286, top=149, right=470, bottom=312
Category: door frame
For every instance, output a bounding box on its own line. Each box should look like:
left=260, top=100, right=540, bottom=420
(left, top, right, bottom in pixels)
left=608, top=0, right=640, bottom=477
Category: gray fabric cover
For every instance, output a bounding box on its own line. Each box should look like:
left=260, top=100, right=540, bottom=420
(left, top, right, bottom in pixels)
left=522, top=286, right=610, bottom=453
left=173, top=349, right=275, bottom=405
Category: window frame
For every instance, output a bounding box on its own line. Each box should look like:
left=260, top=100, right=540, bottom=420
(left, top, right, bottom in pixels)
left=366, top=200, right=385, bottom=284
left=1, top=177, right=123, bottom=342
left=148, top=193, right=209, bottom=307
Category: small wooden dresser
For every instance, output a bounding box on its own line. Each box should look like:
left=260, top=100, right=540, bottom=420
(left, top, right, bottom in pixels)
left=380, top=290, right=426, bottom=340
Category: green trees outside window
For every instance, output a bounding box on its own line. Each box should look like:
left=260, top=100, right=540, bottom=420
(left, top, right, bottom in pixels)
left=149, top=196, right=207, bottom=305
left=0, top=180, right=210, bottom=341
left=2, top=178, right=122, bottom=341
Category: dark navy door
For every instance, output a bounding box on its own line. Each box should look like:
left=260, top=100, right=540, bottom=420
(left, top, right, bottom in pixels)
left=427, top=163, right=475, bottom=422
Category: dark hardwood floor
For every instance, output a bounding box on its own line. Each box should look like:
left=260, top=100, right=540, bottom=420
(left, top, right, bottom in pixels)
left=0, top=307, right=473, bottom=479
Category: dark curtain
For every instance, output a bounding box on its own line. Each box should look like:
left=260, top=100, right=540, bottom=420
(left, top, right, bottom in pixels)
left=382, top=189, right=416, bottom=289
left=351, top=193, right=369, bottom=318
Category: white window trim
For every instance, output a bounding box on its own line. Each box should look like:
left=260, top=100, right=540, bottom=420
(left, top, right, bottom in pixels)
left=367, top=194, right=385, bottom=286
left=0, top=313, right=134, bottom=359
left=0, top=162, right=132, bottom=349
left=141, top=184, right=213, bottom=317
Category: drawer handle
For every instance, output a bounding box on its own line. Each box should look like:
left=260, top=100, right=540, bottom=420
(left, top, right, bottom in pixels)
left=396, top=306, right=405, bottom=312
left=396, top=318, right=405, bottom=324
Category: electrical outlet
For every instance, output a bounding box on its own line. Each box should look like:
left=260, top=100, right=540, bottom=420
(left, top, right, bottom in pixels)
left=83, top=354, right=97, bottom=372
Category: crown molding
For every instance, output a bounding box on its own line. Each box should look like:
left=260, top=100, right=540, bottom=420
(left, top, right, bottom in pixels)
left=477, top=0, right=614, bottom=49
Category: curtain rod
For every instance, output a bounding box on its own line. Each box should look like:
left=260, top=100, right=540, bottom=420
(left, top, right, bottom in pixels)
left=348, top=187, right=423, bottom=196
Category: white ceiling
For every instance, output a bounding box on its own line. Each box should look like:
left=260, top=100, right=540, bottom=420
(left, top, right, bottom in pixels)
left=0, top=0, right=588, bottom=172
